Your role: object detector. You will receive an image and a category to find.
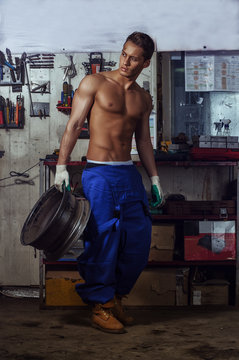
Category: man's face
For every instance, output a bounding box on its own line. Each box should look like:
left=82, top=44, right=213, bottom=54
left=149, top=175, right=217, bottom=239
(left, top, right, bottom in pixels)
left=119, top=41, right=150, bottom=79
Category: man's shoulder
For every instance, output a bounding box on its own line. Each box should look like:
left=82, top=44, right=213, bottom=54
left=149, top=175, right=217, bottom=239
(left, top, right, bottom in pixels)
left=135, top=84, right=152, bottom=102
left=81, top=73, right=107, bottom=85
left=77, top=73, right=107, bottom=95
left=84, top=71, right=122, bottom=91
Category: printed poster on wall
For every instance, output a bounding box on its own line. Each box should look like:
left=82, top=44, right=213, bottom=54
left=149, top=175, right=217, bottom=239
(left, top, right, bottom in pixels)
left=185, top=52, right=239, bottom=92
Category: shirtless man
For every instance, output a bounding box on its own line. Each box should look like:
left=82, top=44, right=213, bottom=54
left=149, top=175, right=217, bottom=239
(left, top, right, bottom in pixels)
left=55, top=32, right=163, bottom=333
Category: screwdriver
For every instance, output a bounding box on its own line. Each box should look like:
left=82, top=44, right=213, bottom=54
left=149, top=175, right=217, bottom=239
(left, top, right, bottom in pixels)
left=6, top=98, right=10, bottom=124
left=16, top=99, right=19, bottom=126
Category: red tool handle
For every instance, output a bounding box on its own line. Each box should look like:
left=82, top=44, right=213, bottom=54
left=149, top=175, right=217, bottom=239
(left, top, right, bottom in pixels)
left=16, top=102, right=19, bottom=125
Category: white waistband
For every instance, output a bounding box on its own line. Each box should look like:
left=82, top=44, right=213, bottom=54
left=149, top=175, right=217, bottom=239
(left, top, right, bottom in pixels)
left=87, top=159, right=133, bottom=166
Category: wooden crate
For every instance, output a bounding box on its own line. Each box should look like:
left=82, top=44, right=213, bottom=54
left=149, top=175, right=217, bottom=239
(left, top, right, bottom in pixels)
left=45, top=270, right=87, bottom=307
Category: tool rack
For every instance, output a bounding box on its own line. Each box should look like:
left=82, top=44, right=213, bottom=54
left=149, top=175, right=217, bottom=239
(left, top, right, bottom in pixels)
left=39, top=158, right=239, bottom=308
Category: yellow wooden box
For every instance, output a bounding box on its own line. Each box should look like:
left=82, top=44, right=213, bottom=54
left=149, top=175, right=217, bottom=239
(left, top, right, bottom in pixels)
left=45, top=270, right=87, bottom=307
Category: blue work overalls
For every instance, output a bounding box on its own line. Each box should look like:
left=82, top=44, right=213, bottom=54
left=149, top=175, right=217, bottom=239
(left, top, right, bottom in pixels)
left=75, top=163, right=152, bottom=304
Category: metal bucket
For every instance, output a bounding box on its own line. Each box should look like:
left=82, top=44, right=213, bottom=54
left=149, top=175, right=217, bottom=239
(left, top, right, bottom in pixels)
left=20, top=186, right=90, bottom=260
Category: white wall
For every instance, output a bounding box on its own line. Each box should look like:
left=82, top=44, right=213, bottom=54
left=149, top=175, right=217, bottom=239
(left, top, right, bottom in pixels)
left=0, top=0, right=239, bottom=53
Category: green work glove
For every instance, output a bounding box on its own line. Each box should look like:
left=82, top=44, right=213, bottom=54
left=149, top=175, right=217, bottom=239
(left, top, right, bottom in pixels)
left=63, top=180, right=71, bottom=192
left=55, top=164, right=71, bottom=192
left=150, top=176, right=164, bottom=208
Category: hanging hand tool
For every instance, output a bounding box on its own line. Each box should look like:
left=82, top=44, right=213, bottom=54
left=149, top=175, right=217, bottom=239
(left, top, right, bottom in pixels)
left=16, top=99, right=19, bottom=126
left=27, top=54, right=41, bottom=59
left=42, top=57, right=55, bottom=60
left=29, top=60, right=54, bottom=64
left=104, top=60, right=117, bottom=67
left=82, top=53, right=115, bottom=75
left=31, top=81, right=50, bottom=94
left=42, top=53, right=55, bottom=57
left=62, top=81, right=69, bottom=106
left=9, top=100, right=13, bottom=123
left=59, top=55, right=77, bottom=81
left=13, top=103, right=16, bottom=124
left=6, top=98, right=10, bottom=124
left=89, top=52, right=103, bottom=74
left=15, top=57, right=21, bottom=81
left=0, top=51, right=16, bottom=70
left=3, top=98, right=9, bottom=130
left=29, top=65, right=54, bottom=69
left=10, top=100, right=15, bottom=124
left=0, top=65, right=3, bottom=81
left=0, top=108, right=3, bottom=125
left=19, top=96, right=24, bottom=127
left=17, top=94, right=24, bottom=127
left=27, top=53, right=55, bottom=69
left=23, top=53, right=34, bottom=116
left=38, top=109, right=43, bottom=119
left=0, top=96, right=5, bottom=126
left=6, top=48, right=16, bottom=82
left=20, top=52, right=26, bottom=84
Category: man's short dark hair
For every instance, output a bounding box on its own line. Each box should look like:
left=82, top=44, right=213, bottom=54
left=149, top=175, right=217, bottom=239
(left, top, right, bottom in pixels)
left=124, top=32, right=155, bottom=60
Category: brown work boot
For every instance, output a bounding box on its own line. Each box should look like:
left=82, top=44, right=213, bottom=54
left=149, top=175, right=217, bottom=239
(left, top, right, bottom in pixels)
left=91, top=300, right=126, bottom=334
left=112, top=295, right=134, bottom=326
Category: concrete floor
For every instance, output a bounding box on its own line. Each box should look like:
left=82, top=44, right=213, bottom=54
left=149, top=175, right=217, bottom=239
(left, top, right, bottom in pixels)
left=1, top=295, right=239, bottom=360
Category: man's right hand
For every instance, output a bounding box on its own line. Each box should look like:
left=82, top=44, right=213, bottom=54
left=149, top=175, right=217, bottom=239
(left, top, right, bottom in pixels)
left=54, top=165, right=70, bottom=192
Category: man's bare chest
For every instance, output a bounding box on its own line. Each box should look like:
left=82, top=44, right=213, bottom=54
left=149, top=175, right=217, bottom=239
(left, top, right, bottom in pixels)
left=95, top=82, right=145, bottom=118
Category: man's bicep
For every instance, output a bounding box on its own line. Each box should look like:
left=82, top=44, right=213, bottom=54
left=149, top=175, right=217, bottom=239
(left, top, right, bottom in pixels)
left=67, top=77, right=96, bottom=129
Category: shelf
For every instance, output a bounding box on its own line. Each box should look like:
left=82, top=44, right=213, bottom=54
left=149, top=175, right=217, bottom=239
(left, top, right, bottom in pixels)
left=42, top=158, right=237, bottom=222
left=43, top=160, right=86, bottom=166
left=57, top=106, right=72, bottom=110
left=44, top=259, right=236, bottom=267
left=141, top=160, right=238, bottom=167
left=148, top=260, right=236, bottom=267
left=151, top=214, right=237, bottom=220
left=42, top=159, right=238, bottom=167
left=0, top=124, right=24, bottom=129
left=43, top=159, right=238, bottom=167
left=56, top=106, right=72, bottom=115
left=0, top=82, right=23, bottom=86
left=44, top=260, right=77, bottom=265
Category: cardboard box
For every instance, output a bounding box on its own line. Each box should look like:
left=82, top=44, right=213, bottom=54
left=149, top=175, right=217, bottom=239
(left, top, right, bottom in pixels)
left=211, top=142, right=227, bottom=148
left=211, top=136, right=227, bottom=142
left=184, top=221, right=236, bottom=261
left=149, top=224, right=175, bottom=262
left=199, top=141, right=211, bottom=148
left=199, top=135, right=211, bottom=142
left=227, top=136, right=238, bottom=143
left=227, top=142, right=239, bottom=149
left=168, top=144, right=189, bottom=150
left=45, top=271, right=87, bottom=306
left=191, top=280, right=229, bottom=305
left=124, top=268, right=189, bottom=306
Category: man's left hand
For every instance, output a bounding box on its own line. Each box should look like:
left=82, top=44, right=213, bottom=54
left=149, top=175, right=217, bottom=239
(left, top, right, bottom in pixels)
left=150, top=176, right=164, bottom=208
